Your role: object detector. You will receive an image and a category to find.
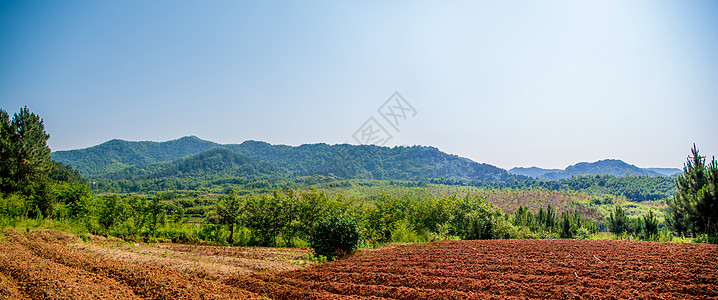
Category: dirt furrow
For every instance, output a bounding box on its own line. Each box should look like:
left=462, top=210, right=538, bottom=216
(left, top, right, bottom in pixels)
left=0, top=242, right=141, bottom=299
left=7, top=229, right=259, bottom=300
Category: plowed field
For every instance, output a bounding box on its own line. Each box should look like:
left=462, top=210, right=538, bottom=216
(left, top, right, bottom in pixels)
left=1, top=229, right=717, bottom=299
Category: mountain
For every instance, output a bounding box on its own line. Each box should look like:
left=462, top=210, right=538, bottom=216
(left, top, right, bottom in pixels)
left=100, top=148, right=286, bottom=181
left=51, top=136, right=220, bottom=176
left=508, top=167, right=562, bottom=179
left=225, top=141, right=513, bottom=181
left=509, top=159, right=670, bottom=180
left=54, top=136, right=515, bottom=182
left=645, top=168, right=682, bottom=177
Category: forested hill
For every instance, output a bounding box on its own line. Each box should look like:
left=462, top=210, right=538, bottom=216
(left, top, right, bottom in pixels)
left=53, top=136, right=516, bottom=182
left=100, top=148, right=287, bottom=181
left=51, top=136, right=220, bottom=176
left=509, top=159, right=680, bottom=179
left=225, top=141, right=515, bottom=182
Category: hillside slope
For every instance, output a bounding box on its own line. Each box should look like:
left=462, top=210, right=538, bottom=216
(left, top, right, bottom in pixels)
left=100, top=148, right=287, bottom=181
left=53, top=137, right=516, bottom=182
left=51, top=136, right=220, bottom=176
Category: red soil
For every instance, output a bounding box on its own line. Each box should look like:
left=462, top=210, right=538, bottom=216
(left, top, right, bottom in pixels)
left=226, top=239, right=718, bottom=300
left=2, top=228, right=716, bottom=299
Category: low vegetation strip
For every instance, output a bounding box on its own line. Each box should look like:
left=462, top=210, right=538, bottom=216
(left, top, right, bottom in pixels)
left=229, top=239, right=718, bottom=300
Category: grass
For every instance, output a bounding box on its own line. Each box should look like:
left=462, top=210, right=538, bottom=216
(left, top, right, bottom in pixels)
left=0, top=216, right=90, bottom=237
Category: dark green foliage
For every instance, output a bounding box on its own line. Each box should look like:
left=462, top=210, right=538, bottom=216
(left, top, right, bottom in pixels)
left=667, top=145, right=718, bottom=238
left=559, top=211, right=582, bottom=239
left=309, top=214, right=360, bottom=260
left=0, top=107, right=53, bottom=212
left=48, top=161, right=85, bottom=184
left=54, top=182, right=93, bottom=218
left=609, top=205, right=629, bottom=236
left=536, top=205, right=557, bottom=231
left=98, top=196, right=125, bottom=230
left=642, top=209, right=659, bottom=239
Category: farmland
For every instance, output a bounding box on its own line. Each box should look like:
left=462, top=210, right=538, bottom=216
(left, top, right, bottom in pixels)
left=2, top=228, right=716, bottom=299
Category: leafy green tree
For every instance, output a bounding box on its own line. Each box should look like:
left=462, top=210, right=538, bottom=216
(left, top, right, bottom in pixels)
left=99, top=195, right=125, bottom=231
left=243, top=191, right=292, bottom=246
left=309, top=214, right=360, bottom=260
left=667, top=145, right=718, bottom=238
left=0, top=107, right=53, bottom=214
left=54, top=182, right=93, bottom=218
left=147, top=195, right=166, bottom=237
left=216, top=191, right=244, bottom=244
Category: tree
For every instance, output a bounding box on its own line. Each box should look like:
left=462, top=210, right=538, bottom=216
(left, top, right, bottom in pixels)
left=667, top=145, right=718, bottom=238
left=642, top=209, right=658, bottom=239
left=0, top=107, right=53, bottom=216
left=216, top=191, right=244, bottom=244
left=608, top=205, right=629, bottom=236
left=147, top=195, right=166, bottom=237
left=309, top=214, right=360, bottom=260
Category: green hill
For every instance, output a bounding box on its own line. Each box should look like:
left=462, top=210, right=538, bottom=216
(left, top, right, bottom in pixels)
left=225, top=141, right=514, bottom=182
left=51, top=136, right=220, bottom=176
left=52, top=136, right=516, bottom=183
left=100, top=148, right=287, bottom=181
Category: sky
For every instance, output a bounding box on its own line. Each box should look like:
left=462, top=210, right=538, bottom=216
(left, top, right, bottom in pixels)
left=1, top=1, right=717, bottom=170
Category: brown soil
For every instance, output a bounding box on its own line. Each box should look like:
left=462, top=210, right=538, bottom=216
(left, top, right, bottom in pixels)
left=2, top=229, right=716, bottom=299
left=226, top=239, right=718, bottom=300
left=0, top=229, right=259, bottom=299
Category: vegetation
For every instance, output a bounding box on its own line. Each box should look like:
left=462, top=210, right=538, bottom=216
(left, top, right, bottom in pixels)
left=0, top=107, right=54, bottom=216
left=2, top=107, right=713, bottom=264
left=309, top=214, right=360, bottom=260
left=667, top=145, right=718, bottom=240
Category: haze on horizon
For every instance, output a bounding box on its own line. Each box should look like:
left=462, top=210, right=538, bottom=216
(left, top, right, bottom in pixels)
left=1, top=1, right=716, bottom=170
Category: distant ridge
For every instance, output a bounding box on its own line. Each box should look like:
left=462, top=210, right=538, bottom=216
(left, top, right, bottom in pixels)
left=54, top=136, right=681, bottom=183
left=509, top=159, right=681, bottom=179
left=52, top=136, right=514, bottom=182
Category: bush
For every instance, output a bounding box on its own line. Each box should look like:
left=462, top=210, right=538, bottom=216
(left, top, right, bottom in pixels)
left=310, top=214, right=360, bottom=260
left=390, top=219, right=420, bottom=243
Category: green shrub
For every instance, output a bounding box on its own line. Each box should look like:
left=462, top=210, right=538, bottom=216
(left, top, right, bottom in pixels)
left=390, top=219, right=420, bottom=243
left=310, top=214, right=360, bottom=260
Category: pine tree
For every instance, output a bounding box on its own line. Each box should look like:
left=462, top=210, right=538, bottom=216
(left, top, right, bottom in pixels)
left=667, top=145, right=718, bottom=238
left=609, top=205, right=628, bottom=236
left=0, top=107, right=53, bottom=214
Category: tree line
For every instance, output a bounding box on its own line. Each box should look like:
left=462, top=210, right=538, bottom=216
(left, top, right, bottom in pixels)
left=1, top=107, right=715, bottom=258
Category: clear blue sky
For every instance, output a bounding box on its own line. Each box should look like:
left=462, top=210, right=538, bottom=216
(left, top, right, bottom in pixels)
left=1, top=1, right=716, bottom=169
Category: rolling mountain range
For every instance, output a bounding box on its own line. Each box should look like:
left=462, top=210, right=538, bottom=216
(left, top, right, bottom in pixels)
left=51, top=136, right=681, bottom=183
left=509, top=160, right=681, bottom=179
left=51, top=136, right=513, bottom=182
